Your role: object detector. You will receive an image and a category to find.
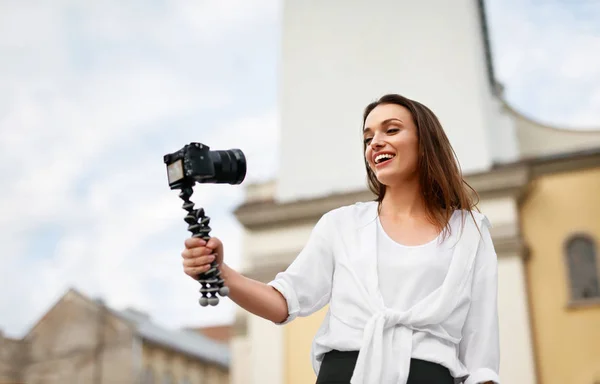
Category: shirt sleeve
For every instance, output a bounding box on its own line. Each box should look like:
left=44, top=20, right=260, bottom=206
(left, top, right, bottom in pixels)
left=267, top=212, right=334, bottom=325
left=459, top=217, right=501, bottom=384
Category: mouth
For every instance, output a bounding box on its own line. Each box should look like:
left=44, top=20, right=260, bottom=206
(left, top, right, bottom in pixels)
left=373, top=152, right=396, bottom=167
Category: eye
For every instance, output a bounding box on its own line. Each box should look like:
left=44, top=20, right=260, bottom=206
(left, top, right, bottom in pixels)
left=387, top=127, right=400, bottom=134
left=364, top=137, right=372, bottom=145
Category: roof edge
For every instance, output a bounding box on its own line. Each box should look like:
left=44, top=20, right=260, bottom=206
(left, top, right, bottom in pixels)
left=502, top=98, right=600, bottom=133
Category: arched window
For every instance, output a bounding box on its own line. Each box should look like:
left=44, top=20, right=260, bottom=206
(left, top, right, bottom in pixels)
left=565, top=234, right=599, bottom=301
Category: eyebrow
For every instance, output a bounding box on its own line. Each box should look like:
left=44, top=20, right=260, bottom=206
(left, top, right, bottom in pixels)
left=363, top=118, right=404, bottom=134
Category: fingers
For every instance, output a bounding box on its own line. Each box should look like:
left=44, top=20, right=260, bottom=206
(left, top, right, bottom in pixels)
left=182, top=254, right=216, bottom=278
left=206, top=237, right=222, bottom=251
left=182, top=254, right=215, bottom=267
left=181, top=246, right=213, bottom=259
left=184, top=237, right=206, bottom=249
left=184, top=264, right=213, bottom=277
left=184, top=237, right=222, bottom=251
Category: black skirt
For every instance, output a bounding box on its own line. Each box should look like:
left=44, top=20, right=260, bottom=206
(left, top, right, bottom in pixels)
left=315, top=350, right=454, bottom=384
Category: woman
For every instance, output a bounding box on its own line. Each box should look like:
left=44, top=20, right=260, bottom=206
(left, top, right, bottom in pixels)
left=182, top=94, right=500, bottom=384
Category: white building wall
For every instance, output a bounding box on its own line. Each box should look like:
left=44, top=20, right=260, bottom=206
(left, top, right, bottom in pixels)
left=497, top=255, right=537, bottom=384
left=480, top=198, right=537, bottom=384
left=249, top=314, right=284, bottom=384
left=485, top=95, right=520, bottom=164
left=230, top=335, right=250, bottom=384
left=276, top=0, right=518, bottom=202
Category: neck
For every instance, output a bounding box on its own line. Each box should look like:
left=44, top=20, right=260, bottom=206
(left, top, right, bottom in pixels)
left=379, top=178, right=426, bottom=219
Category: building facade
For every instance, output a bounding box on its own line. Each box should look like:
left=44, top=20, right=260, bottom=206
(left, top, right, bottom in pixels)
left=520, top=152, right=600, bottom=383
left=230, top=1, right=600, bottom=384
left=0, top=288, right=229, bottom=384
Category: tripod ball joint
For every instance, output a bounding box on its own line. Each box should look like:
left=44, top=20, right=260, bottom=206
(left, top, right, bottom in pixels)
left=163, top=142, right=247, bottom=307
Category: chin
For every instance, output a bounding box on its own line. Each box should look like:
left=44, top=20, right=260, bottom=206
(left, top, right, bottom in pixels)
left=374, top=172, right=399, bottom=187
left=374, top=169, right=413, bottom=187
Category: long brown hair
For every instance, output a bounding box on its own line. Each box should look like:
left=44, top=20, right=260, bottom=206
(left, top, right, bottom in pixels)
left=362, top=94, right=479, bottom=236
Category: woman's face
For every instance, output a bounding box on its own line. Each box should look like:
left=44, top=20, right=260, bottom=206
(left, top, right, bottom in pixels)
left=363, top=103, right=419, bottom=187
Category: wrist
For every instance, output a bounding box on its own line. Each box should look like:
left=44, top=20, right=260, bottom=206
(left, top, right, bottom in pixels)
left=219, top=262, right=234, bottom=284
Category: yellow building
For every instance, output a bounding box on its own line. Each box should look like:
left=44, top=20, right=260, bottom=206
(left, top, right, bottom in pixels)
left=0, top=288, right=229, bottom=384
left=521, top=150, right=600, bottom=384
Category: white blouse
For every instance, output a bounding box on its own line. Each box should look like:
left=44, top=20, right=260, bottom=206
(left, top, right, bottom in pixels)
left=268, top=201, right=500, bottom=384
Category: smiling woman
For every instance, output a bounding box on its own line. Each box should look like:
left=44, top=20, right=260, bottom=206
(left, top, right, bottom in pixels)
left=362, top=94, right=480, bottom=242
left=181, top=93, right=501, bottom=384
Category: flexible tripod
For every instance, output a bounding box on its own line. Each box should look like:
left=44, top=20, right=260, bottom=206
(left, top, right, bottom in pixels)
left=179, top=183, right=229, bottom=306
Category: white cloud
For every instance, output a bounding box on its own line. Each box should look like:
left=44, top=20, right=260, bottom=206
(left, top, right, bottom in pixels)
left=0, top=66, right=231, bottom=252
left=171, top=0, right=280, bottom=43
left=486, top=0, right=600, bottom=128
left=0, top=0, right=279, bottom=337
left=206, top=109, right=280, bottom=183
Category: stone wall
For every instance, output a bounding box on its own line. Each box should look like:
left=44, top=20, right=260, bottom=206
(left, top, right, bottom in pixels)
left=21, top=292, right=135, bottom=384
left=0, top=332, right=27, bottom=384
left=141, top=342, right=229, bottom=384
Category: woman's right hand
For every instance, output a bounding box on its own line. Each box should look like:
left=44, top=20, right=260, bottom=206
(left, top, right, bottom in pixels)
left=182, top=235, right=289, bottom=323
left=181, top=236, right=224, bottom=280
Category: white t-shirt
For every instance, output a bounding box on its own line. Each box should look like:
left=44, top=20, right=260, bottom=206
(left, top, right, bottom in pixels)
left=376, top=213, right=463, bottom=379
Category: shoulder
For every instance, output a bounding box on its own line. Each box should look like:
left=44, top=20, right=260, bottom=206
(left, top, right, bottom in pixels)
left=447, top=209, right=494, bottom=251
left=307, top=201, right=376, bottom=239
left=452, top=209, right=497, bottom=258
left=450, top=209, right=492, bottom=230
left=321, top=200, right=378, bottom=225
left=311, top=201, right=378, bottom=235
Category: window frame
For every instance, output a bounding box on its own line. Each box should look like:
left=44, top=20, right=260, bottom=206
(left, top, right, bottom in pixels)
left=563, top=232, right=600, bottom=308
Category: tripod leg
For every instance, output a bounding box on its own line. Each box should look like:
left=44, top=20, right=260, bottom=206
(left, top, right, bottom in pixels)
left=179, top=186, right=228, bottom=307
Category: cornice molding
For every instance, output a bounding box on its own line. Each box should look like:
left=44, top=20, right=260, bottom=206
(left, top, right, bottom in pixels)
left=234, top=189, right=375, bottom=231
left=242, top=261, right=290, bottom=284
left=528, top=148, right=600, bottom=178
left=491, top=223, right=528, bottom=259
left=234, top=164, right=531, bottom=231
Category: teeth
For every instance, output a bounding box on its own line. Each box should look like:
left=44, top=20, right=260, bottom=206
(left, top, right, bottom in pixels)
left=375, top=153, right=395, bottom=164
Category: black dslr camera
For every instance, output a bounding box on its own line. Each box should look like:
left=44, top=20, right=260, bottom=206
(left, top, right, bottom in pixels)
left=164, top=142, right=246, bottom=188
left=163, top=142, right=247, bottom=306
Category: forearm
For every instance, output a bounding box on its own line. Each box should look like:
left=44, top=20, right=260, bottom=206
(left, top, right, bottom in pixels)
left=221, top=263, right=289, bottom=323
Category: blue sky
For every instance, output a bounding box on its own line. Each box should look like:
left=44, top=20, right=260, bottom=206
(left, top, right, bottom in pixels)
left=0, top=0, right=599, bottom=338
left=485, top=0, right=600, bottom=127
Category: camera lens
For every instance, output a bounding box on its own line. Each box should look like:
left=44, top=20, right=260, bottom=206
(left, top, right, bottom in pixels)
left=211, top=149, right=247, bottom=185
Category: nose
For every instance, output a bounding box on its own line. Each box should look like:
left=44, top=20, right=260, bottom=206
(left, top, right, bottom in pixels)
left=369, top=133, right=385, bottom=150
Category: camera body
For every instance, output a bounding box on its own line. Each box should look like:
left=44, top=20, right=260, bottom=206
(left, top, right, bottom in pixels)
left=163, top=142, right=246, bottom=189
